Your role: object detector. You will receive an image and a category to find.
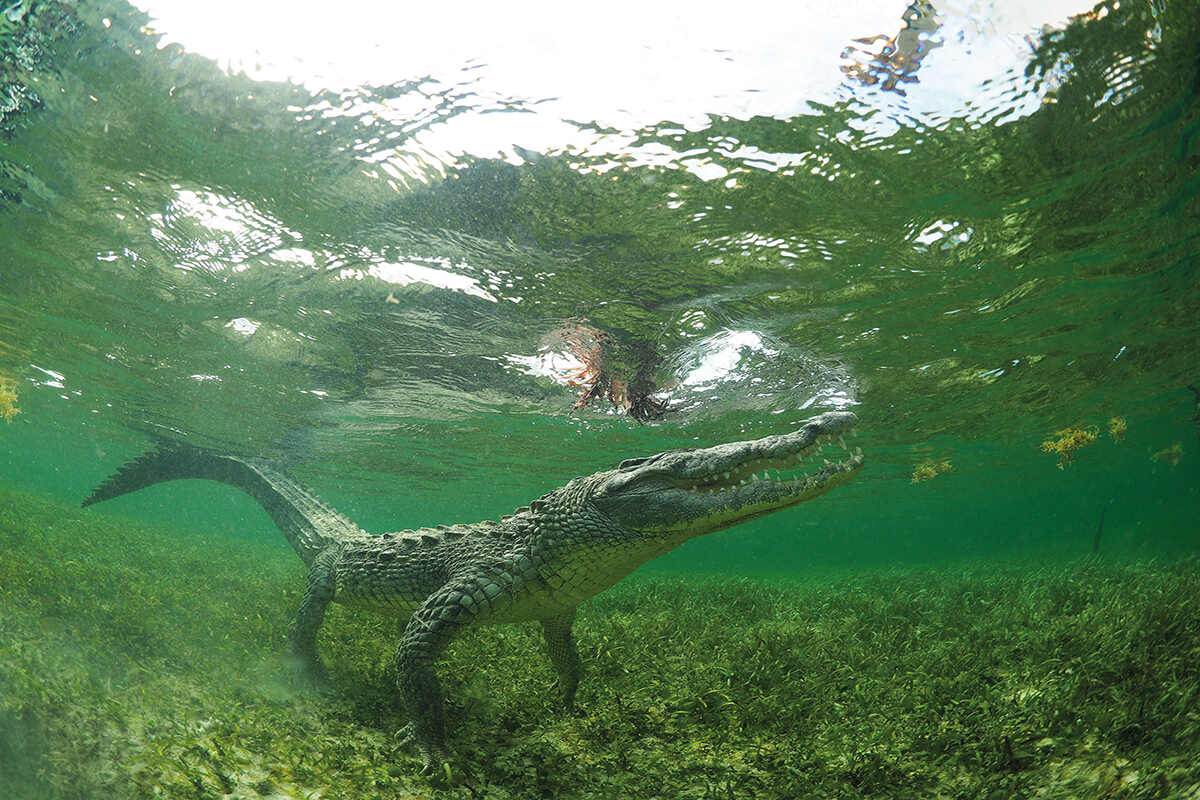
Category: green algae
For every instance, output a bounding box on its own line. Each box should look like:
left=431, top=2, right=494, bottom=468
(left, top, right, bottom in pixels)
left=1, top=484, right=1199, bottom=799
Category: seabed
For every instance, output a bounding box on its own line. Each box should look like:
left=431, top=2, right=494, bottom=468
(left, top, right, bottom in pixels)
left=1, top=485, right=1198, bottom=799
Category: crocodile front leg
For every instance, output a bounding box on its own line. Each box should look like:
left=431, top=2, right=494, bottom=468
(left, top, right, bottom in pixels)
left=541, top=611, right=582, bottom=709
left=395, top=573, right=510, bottom=769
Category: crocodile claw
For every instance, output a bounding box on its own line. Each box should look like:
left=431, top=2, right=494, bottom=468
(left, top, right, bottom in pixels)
left=392, top=725, right=456, bottom=780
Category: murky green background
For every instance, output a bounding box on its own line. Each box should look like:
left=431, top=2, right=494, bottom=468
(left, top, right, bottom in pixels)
left=1, top=0, right=1197, bottom=571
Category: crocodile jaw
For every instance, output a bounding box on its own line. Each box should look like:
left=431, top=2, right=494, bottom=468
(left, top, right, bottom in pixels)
left=590, top=411, right=863, bottom=537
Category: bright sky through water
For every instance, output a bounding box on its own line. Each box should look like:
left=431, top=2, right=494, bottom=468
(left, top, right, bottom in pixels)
left=133, top=0, right=1098, bottom=163
left=123, top=0, right=1103, bottom=396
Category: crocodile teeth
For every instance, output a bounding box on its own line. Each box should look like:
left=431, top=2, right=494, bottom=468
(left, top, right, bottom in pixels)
left=838, top=436, right=846, bottom=449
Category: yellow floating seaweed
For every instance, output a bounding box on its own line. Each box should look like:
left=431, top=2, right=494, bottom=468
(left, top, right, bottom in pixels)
left=1040, top=426, right=1098, bottom=469
left=912, top=459, right=953, bottom=483
left=0, top=374, right=19, bottom=423
left=1152, top=443, right=1182, bottom=468
left=1107, top=416, right=1127, bottom=443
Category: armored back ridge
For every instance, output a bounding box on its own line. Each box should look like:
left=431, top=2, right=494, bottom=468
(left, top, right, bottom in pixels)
left=83, top=445, right=361, bottom=566
left=83, top=412, right=864, bottom=771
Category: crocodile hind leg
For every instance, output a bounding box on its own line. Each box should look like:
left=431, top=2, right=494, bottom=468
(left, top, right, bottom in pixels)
left=541, top=611, right=582, bottom=710
left=287, top=548, right=339, bottom=688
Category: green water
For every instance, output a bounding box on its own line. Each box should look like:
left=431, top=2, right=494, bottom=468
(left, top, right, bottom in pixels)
left=2, top=0, right=1199, bottom=796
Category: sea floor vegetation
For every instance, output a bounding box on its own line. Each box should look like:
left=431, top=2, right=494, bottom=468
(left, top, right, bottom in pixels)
left=2, top=485, right=1199, bottom=799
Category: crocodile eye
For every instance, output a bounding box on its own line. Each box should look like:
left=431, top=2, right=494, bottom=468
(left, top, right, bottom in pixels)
left=618, top=452, right=671, bottom=471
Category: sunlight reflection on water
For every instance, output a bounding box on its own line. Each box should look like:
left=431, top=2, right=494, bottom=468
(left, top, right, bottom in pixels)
left=133, top=0, right=1098, bottom=176
left=0, top=0, right=1193, bottom=482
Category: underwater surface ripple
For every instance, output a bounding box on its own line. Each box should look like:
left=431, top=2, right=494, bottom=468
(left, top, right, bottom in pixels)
left=0, top=0, right=1196, bottom=553
left=1, top=0, right=1199, bottom=795
left=0, top=0, right=1195, bottom=548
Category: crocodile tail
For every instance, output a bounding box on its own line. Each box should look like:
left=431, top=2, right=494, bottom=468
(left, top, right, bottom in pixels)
left=82, top=444, right=201, bottom=507
left=83, top=442, right=360, bottom=565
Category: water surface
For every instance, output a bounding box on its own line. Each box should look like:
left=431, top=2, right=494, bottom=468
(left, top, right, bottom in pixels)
left=1, top=0, right=1197, bottom=579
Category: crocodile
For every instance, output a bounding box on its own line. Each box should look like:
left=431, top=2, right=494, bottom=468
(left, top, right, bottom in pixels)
left=83, top=410, right=863, bottom=769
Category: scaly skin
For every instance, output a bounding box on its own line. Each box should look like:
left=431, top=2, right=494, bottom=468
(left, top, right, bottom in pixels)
left=83, top=411, right=864, bottom=769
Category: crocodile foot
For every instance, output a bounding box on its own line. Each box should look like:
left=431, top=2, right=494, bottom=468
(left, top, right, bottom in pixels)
left=395, top=724, right=453, bottom=776
left=286, top=652, right=332, bottom=692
